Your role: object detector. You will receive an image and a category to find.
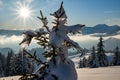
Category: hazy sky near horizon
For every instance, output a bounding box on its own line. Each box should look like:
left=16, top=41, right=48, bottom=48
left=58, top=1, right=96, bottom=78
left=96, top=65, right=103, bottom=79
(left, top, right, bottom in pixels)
left=0, top=0, right=120, bottom=30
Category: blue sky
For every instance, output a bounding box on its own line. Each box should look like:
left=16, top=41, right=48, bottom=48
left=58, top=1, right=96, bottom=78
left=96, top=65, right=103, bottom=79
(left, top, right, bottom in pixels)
left=0, top=0, right=120, bottom=30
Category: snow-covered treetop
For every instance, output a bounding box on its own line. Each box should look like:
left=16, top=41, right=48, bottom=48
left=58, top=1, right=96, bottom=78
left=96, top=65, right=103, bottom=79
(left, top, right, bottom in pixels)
left=49, top=2, right=85, bottom=51
left=19, top=2, right=85, bottom=80
left=50, top=1, right=67, bottom=27
left=20, top=2, right=85, bottom=51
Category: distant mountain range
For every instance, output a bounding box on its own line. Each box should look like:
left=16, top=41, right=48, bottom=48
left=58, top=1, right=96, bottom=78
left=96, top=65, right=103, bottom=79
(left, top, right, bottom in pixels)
left=0, top=29, right=24, bottom=36
left=82, top=24, right=120, bottom=36
left=0, top=24, right=120, bottom=36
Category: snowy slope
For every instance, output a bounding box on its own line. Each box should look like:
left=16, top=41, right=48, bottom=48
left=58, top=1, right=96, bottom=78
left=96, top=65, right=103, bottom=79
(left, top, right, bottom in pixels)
left=77, top=66, right=120, bottom=80
left=69, top=52, right=114, bottom=67
left=0, top=52, right=119, bottom=80
left=1, top=66, right=120, bottom=80
left=0, top=76, right=21, bottom=80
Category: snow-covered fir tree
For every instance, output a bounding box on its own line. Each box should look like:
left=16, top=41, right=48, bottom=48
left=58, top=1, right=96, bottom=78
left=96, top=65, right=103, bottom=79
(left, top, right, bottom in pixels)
left=81, top=57, right=86, bottom=68
left=6, top=50, right=14, bottom=76
left=97, top=36, right=108, bottom=67
left=0, top=52, right=4, bottom=77
left=9, top=50, right=34, bottom=75
left=88, top=46, right=99, bottom=68
left=112, top=46, right=120, bottom=65
left=79, top=59, right=83, bottom=68
left=79, top=57, right=88, bottom=68
left=0, top=52, right=6, bottom=77
left=19, top=2, right=85, bottom=80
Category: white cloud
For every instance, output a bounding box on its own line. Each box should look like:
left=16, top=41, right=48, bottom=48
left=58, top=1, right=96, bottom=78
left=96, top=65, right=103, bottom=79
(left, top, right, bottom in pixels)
left=0, top=35, right=39, bottom=51
left=0, top=35, right=22, bottom=51
left=104, top=18, right=120, bottom=26
left=104, top=11, right=113, bottom=14
left=69, top=35, right=99, bottom=49
left=104, top=10, right=120, bottom=14
left=103, top=11, right=120, bottom=26
left=69, top=34, right=120, bottom=50
left=15, top=0, right=34, bottom=6
left=0, top=0, right=2, bottom=5
left=0, top=35, right=22, bottom=44
left=112, top=34, right=120, bottom=39
left=0, top=34, right=120, bottom=51
left=0, top=0, right=3, bottom=10
left=15, top=1, right=21, bottom=5
left=70, top=35, right=98, bottom=42
left=25, top=0, right=34, bottom=4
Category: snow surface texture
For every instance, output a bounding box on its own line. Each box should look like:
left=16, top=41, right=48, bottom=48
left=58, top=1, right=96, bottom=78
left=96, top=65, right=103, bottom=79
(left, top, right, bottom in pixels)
left=43, top=57, right=77, bottom=80
left=77, top=66, right=120, bottom=80
left=49, top=24, right=84, bottom=48
left=1, top=66, right=120, bottom=80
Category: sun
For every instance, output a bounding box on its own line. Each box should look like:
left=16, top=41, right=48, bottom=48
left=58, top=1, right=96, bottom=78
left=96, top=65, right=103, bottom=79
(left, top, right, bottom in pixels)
left=14, top=2, right=34, bottom=25
left=15, top=2, right=33, bottom=19
left=19, top=7, right=30, bottom=18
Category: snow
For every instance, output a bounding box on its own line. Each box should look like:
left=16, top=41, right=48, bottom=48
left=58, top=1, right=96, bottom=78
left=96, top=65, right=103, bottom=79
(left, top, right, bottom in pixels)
left=69, top=52, right=115, bottom=68
left=1, top=1, right=119, bottom=80
left=50, top=1, right=67, bottom=20
left=19, top=30, right=37, bottom=46
left=77, top=66, right=120, bottom=80
left=106, top=53, right=114, bottom=63
left=44, top=58, right=77, bottom=80
left=0, top=76, right=21, bottom=80
left=19, top=28, right=47, bottom=46
left=1, top=66, right=120, bottom=80
left=49, top=24, right=84, bottom=48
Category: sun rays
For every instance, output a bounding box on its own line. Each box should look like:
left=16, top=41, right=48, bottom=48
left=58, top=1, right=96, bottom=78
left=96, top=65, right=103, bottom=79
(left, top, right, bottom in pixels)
left=14, top=2, right=34, bottom=25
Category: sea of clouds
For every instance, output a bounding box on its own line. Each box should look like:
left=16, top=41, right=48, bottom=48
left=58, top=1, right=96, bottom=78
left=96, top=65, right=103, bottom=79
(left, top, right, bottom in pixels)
left=0, top=34, right=120, bottom=51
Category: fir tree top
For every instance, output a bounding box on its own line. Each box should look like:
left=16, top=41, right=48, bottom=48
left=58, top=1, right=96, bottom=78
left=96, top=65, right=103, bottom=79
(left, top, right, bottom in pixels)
left=97, top=36, right=104, bottom=53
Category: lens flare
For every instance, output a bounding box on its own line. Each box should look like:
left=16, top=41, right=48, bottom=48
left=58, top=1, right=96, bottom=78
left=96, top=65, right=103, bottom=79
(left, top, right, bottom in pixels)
left=14, top=2, right=34, bottom=25
left=19, top=7, right=30, bottom=18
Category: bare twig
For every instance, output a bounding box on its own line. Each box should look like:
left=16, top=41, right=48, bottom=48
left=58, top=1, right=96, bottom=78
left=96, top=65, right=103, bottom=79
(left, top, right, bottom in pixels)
left=37, top=10, right=50, bottom=32
left=23, top=49, right=44, bottom=64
